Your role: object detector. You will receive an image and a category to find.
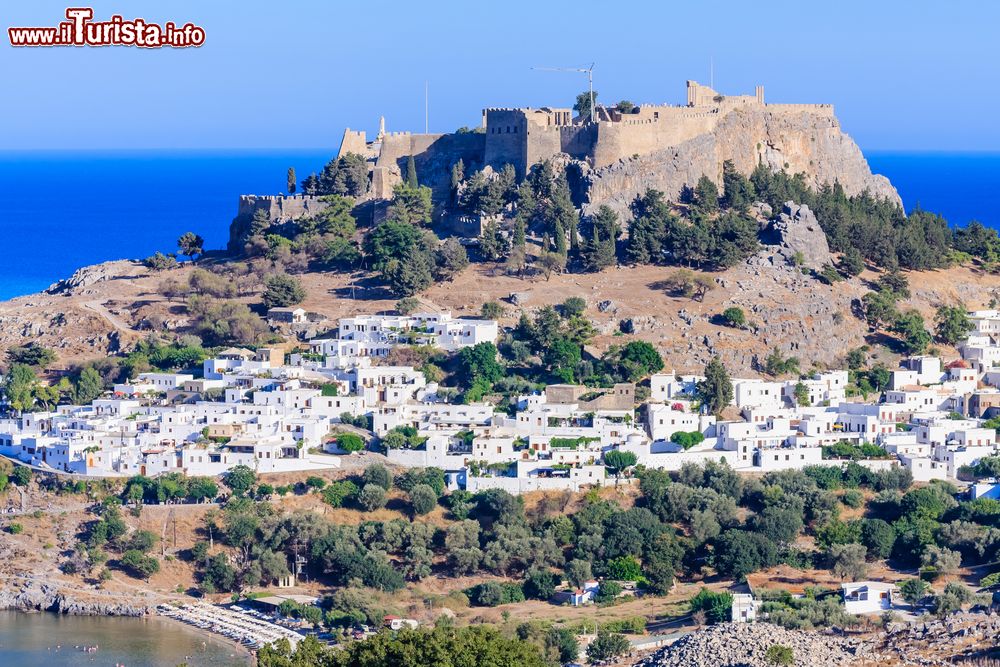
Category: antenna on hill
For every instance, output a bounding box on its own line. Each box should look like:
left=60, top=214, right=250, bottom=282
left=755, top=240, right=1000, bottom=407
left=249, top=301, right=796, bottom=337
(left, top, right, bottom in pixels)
left=710, top=56, right=714, bottom=90
left=424, top=81, right=429, bottom=134
left=532, top=63, right=597, bottom=123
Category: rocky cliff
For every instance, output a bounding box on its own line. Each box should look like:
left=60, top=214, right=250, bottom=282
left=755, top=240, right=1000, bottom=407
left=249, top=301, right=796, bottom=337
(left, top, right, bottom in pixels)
left=584, top=106, right=899, bottom=217
left=0, top=575, right=152, bottom=616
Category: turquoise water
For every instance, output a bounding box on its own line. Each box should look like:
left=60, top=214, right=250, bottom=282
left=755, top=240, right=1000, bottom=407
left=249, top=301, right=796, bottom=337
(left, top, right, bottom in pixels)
left=0, top=149, right=995, bottom=301
left=0, top=611, right=249, bottom=666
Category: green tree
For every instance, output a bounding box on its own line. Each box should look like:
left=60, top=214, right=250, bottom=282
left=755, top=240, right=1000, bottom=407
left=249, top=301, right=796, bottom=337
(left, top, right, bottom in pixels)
left=6, top=344, right=56, bottom=368
left=224, top=465, right=256, bottom=496
left=387, top=183, right=433, bottom=225
left=177, top=232, right=205, bottom=261
left=713, top=529, right=778, bottom=580
left=863, top=290, right=900, bottom=331
left=693, top=175, right=720, bottom=215
left=481, top=301, right=505, bottom=320
left=565, top=558, right=593, bottom=588
left=357, top=483, right=388, bottom=511
left=259, top=626, right=549, bottom=667
left=689, top=588, right=733, bottom=624
left=720, top=161, right=755, bottom=212
left=829, top=543, right=868, bottom=580
left=934, top=305, right=972, bottom=345
left=793, top=382, right=810, bottom=407
left=573, top=89, right=598, bottom=121
left=335, top=433, right=365, bottom=452
left=603, top=340, right=664, bottom=381
left=3, top=364, right=38, bottom=413
left=119, top=550, right=160, bottom=580
left=362, top=463, right=393, bottom=490
left=860, top=518, right=896, bottom=559
left=286, top=167, right=296, bottom=194
left=74, top=367, right=104, bottom=404
left=892, top=309, right=932, bottom=355
left=435, top=237, right=470, bottom=280
left=562, top=296, right=587, bottom=318
left=579, top=205, right=619, bottom=272
left=840, top=246, right=865, bottom=277
left=586, top=631, right=630, bottom=664
left=458, top=342, right=504, bottom=388
left=898, top=577, right=929, bottom=605
left=721, top=307, right=746, bottom=328
left=643, top=532, right=684, bottom=594
left=405, top=154, right=418, bottom=188
left=395, top=297, right=419, bottom=315
left=697, top=357, right=733, bottom=416
left=262, top=273, right=305, bottom=309
left=409, top=483, right=438, bottom=516
left=10, top=466, right=31, bottom=487
left=877, top=270, right=911, bottom=299
left=603, top=450, right=638, bottom=479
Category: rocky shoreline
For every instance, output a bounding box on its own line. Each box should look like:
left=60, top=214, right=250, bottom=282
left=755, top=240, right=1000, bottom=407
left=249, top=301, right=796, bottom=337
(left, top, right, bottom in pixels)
left=0, top=577, right=153, bottom=617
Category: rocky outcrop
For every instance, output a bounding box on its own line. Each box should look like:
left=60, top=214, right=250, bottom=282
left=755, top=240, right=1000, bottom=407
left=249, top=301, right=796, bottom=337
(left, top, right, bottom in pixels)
left=636, top=622, right=883, bottom=667
left=46, top=260, right=142, bottom=294
left=585, top=105, right=900, bottom=218
left=764, top=202, right=832, bottom=268
left=0, top=577, right=152, bottom=616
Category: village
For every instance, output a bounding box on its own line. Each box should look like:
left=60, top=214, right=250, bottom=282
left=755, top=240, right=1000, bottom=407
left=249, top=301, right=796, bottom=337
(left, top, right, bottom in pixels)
left=0, top=306, right=998, bottom=501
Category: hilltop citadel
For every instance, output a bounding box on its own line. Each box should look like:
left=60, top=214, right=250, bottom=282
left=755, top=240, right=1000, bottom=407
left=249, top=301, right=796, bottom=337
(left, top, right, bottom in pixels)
left=238, top=79, right=898, bottom=228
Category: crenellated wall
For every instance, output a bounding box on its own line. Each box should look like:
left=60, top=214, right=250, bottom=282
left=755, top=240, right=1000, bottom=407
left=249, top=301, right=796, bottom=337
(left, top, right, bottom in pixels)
left=326, top=81, right=898, bottom=217
left=236, top=194, right=330, bottom=221
left=584, top=104, right=900, bottom=219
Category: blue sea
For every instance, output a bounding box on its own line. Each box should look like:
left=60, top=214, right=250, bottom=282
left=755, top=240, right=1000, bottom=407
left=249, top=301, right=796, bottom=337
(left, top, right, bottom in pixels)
left=0, top=149, right=334, bottom=300
left=0, top=149, right=996, bottom=301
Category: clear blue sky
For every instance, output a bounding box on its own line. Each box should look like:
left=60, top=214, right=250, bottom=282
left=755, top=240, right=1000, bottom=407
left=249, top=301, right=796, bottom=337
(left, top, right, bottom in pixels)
left=2, top=0, right=997, bottom=151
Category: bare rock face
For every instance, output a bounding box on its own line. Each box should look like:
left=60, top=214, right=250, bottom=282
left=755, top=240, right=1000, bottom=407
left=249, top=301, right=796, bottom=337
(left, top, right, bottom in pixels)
left=46, top=260, right=141, bottom=294
left=765, top=202, right=832, bottom=268
left=584, top=106, right=900, bottom=218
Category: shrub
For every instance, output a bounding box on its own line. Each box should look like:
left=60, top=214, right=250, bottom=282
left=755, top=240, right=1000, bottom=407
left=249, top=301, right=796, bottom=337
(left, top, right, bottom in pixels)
left=119, top=550, right=160, bottom=580
left=409, top=484, right=438, bottom=515
left=841, top=489, right=864, bottom=508
left=689, top=588, right=733, bottom=624
left=468, top=581, right=525, bottom=607
left=395, top=297, right=419, bottom=315
left=335, top=433, right=365, bottom=453
left=262, top=273, right=306, bottom=309
left=10, top=466, right=31, bottom=487
left=357, top=483, right=387, bottom=511
left=721, top=306, right=746, bottom=328
left=766, top=644, right=794, bottom=666
left=362, top=463, right=393, bottom=490
left=321, top=480, right=358, bottom=508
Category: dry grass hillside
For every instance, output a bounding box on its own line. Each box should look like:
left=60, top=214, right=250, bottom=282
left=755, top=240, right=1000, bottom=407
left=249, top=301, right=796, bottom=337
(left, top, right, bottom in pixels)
left=2, top=249, right=996, bottom=375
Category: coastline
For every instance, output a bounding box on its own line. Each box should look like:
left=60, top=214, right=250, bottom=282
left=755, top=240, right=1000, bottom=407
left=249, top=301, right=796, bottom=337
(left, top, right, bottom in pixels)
left=0, top=575, right=255, bottom=660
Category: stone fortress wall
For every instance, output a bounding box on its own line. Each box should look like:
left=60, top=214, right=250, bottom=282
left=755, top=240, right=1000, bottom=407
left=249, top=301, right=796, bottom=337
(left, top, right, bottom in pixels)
left=327, top=79, right=897, bottom=216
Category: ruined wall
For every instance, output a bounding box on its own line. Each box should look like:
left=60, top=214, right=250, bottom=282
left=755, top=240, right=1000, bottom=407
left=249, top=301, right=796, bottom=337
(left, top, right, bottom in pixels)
left=584, top=105, right=900, bottom=218
left=377, top=131, right=486, bottom=201
left=236, top=194, right=330, bottom=221
left=229, top=195, right=331, bottom=252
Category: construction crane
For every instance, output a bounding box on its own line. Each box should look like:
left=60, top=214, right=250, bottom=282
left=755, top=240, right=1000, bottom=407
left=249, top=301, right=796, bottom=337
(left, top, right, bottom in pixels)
left=532, top=63, right=597, bottom=123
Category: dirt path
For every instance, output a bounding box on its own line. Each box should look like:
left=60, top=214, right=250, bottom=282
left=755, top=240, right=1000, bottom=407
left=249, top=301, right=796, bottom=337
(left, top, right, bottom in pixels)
left=83, top=299, right=143, bottom=341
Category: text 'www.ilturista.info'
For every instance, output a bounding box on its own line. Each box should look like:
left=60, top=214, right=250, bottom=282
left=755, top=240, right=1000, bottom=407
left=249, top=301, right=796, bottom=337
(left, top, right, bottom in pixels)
left=8, top=7, right=205, bottom=48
